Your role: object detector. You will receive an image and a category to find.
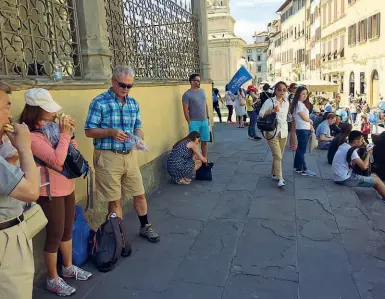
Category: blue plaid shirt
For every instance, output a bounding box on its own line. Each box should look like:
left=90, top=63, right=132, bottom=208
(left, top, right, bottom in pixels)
left=84, top=88, right=142, bottom=151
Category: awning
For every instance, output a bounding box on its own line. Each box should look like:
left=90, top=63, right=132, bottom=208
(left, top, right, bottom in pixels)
left=296, top=79, right=339, bottom=92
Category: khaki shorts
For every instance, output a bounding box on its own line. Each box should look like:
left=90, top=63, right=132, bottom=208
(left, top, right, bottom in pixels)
left=0, top=220, right=34, bottom=299
left=93, top=149, right=145, bottom=202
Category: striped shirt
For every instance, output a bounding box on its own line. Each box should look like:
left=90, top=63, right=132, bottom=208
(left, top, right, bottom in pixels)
left=84, top=88, right=142, bottom=151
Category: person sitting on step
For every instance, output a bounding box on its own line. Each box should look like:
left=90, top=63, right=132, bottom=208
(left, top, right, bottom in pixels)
left=316, top=113, right=336, bottom=150
left=332, top=130, right=385, bottom=201
left=167, top=131, right=207, bottom=185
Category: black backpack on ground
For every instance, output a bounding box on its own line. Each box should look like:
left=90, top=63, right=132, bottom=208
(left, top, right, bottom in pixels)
left=346, top=146, right=371, bottom=177
left=88, top=214, right=132, bottom=272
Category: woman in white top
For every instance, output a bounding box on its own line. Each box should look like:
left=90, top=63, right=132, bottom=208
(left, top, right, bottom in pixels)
left=225, top=85, right=234, bottom=123
left=259, top=81, right=290, bottom=187
left=289, top=86, right=316, bottom=177
left=234, top=88, right=247, bottom=128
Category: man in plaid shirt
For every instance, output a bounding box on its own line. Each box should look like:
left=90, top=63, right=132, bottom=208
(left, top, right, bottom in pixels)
left=84, top=65, right=160, bottom=243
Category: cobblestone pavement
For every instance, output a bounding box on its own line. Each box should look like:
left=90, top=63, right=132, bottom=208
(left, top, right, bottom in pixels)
left=34, top=123, right=385, bottom=299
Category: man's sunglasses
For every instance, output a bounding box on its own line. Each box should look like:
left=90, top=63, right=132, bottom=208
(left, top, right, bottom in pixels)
left=114, top=78, right=134, bottom=89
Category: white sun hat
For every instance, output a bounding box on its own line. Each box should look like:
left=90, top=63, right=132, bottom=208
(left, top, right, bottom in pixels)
left=25, top=88, right=62, bottom=113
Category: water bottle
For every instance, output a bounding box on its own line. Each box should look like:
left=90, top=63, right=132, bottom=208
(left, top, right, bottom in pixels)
left=53, top=62, right=62, bottom=81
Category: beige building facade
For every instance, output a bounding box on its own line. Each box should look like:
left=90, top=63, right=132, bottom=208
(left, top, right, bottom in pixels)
left=268, top=0, right=384, bottom=108
left=207, top=0, right=246, bottom=92
left=344, top=0, right=384, bottom=108
left=320, top=0, right=347, bottom=102
left=267, top=20, right=282, bottom=83
left=277, top=0, right=307, bottom=83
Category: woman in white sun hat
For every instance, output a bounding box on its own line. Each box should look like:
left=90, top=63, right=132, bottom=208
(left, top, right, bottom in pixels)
left=19, top=88, right=92, bottom=297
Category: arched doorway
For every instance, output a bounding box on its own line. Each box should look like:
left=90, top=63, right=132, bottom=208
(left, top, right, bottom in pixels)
left=370, top=70, right=379, bottom=108
left=349, top=72, right=355, bottom=96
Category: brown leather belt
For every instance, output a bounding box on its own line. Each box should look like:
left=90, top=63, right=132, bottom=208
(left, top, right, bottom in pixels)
left=108, top=149, right=132, bottom=155
left=0, top=214, right=24, bottom=231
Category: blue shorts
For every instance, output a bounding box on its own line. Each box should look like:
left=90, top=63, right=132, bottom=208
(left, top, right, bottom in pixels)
left=189, top=119, right=210, bottom=142
left=336, top=173, right=375, bottom=188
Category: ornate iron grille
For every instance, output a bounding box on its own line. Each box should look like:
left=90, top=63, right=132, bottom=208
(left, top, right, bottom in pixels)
left=0, top=0, right=82, bottom=79
left=105, top=0, right=200, bottom=81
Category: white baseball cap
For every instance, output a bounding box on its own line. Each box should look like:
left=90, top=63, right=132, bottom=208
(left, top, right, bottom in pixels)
left=25, top=88, right=62, bottom=113
left=313, top=108, right=320, bottom=113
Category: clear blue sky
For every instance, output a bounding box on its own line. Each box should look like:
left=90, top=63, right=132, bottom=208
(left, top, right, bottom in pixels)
left=230, top=0, right=283, bottom=43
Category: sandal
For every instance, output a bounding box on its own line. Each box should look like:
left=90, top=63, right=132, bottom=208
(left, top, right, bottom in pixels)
left=177, top=179, right=190, bottom=185
left=184, top=178, right=192, bottom=182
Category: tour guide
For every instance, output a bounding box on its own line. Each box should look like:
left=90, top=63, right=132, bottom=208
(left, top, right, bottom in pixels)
left=84, top=66, right=160, bottom=243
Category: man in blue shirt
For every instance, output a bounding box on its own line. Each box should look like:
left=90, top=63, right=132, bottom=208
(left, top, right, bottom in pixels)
left=316, top=113, right=336, bottom=150
left=84, top=66, right=159, bottom=243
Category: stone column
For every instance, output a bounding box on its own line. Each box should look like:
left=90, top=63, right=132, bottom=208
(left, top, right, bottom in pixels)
left=76, top=0, right=112, bottom=80
left=192, top=0, right=211, bottom=81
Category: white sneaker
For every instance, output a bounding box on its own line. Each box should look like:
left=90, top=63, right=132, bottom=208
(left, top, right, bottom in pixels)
left=272, top=176, right=285, bottom=183
left=278, top=179, right=285, bottom=187
left=46, top=277, right=76, bottom=297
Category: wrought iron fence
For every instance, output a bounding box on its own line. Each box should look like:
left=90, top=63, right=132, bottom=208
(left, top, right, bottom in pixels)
left=0, top=0, right=82, bottom=79
left=105, top=0, right=200, bottom=81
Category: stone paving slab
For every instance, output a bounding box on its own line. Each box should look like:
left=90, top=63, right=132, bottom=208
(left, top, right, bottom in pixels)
left=33, top=124, right=385, bottom=299
left=174, top=219, right=243, bottom=287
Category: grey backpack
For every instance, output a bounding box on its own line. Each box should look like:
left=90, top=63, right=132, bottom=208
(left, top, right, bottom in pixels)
left=89, top=214, right=131, bottom=272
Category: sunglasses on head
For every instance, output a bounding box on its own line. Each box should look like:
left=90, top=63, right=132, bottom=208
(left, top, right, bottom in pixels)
left=114, top=78, right=133, bottom=89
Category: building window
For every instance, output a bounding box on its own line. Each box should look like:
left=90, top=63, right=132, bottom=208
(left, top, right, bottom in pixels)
left=297, top=49, right=305, bottom=63
left=257, top=55, right=261, bottom=61
left=328, top=1, right=332, bottom=24
left=247, top=49, right=252, bottom=53
left=339, top=35, right=345, bottom=57
left=360, top=72, right=365, bottom=94
left=341, top=75, right=344, bottom=92
left=349, top=72, right=355, bottom=95
left=257, top=66, right=262, bottom=72
left=348, top=24, right=357, bottom=45
left=358, top=19, right=368, bottom=43
left=248, top=56, right=251, bottom=61
left=368, top=13, right=381, bottom=39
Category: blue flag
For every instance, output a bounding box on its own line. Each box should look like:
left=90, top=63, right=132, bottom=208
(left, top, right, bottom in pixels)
left=227, top=66, right=253, bottom=94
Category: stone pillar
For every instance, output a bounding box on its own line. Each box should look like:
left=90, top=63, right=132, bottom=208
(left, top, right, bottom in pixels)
left=192, top=0, right=211, bottom=81
left=76, top=0, right=112, bottom=80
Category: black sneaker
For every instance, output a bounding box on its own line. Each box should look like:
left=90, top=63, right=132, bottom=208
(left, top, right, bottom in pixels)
left=139, top=224, right=160, bottom=243
left=254, top=136, right=262, bottom=140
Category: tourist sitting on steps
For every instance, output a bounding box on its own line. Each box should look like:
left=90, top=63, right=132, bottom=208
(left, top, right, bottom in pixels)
left=327, top=123, right=353, bottom=165
left=332, top=130, right=385, bottom=201
left=316, top=113, right=336, bottom=150
left=167, top=131, right=207, bottom=185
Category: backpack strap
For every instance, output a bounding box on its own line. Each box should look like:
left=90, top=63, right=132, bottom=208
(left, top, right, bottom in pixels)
left=346, top=146, right=358, bottom=167
left=110, top=217, right=123, bottom=260
left=34, top=156, right=58, bottom=201
left=85, top=168, right=94, bottom=211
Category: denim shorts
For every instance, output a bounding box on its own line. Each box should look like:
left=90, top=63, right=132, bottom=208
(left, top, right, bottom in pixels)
left=189, top=119, right=210, bottom=142
left=336, top=173, right=375, bottom=188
